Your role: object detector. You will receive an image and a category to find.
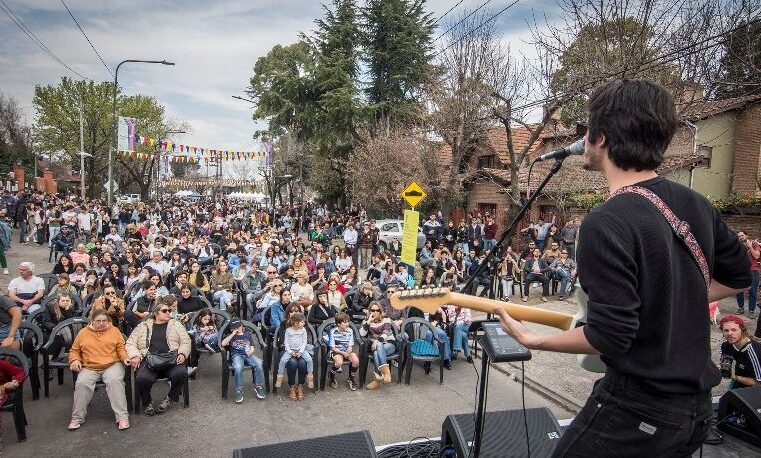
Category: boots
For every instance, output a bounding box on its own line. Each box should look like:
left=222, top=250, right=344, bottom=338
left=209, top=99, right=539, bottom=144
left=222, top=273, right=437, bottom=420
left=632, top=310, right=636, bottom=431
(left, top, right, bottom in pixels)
left=365, top=372, right=383, bottom=390
left=288, top=385, right=297, bottom=401
left=307, top=373, right=314, bottom=389
left=380, top=364, right=392, bottom=383
left=296, top=384, right=305, bottom=400
left=275, top=373, right=284, bottom=388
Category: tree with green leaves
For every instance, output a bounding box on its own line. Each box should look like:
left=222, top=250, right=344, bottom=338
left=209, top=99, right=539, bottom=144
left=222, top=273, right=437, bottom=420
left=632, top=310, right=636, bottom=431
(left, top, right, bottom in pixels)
left=550, top=16, right=679, bottom=125
left=34, top=78, right=115, bottom=198
left=0, top=94, right=32, bottom=178
left=33, top=77, right=177, bottom=199
left=715, top=19, right=761, bottom=99
left=361, top=0, right=435, bottom=129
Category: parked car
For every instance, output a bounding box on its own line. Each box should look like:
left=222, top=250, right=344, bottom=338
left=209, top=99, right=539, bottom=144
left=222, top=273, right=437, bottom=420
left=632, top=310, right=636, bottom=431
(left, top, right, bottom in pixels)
left=376, top=219, right=426, bottom=251
left=117, top=194, right=141, bottom=204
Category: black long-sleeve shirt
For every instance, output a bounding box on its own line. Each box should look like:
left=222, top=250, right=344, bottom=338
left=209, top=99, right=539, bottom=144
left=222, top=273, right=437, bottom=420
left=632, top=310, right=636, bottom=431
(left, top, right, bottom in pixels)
left=578, top=177, right=750, bottom=394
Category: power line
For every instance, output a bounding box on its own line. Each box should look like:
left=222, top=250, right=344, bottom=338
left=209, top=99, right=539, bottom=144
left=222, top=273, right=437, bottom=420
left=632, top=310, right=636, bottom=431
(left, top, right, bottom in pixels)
left=60, top=0, right=113, bottom=78
left=433, top=0, right=521, bottom=58
left=434, top=0, right=466, bottom=25
left=0, top=0, right=91, bottom=81
left=432, top=0, right=495, bottom=43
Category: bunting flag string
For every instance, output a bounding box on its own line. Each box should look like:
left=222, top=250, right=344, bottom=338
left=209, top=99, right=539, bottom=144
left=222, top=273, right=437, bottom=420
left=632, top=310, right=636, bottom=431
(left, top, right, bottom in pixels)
left=123, top=132, right=269, bottom=162
left=116, top=150, right=266, bottom=165
left=165, top=178, right=258, bottom=188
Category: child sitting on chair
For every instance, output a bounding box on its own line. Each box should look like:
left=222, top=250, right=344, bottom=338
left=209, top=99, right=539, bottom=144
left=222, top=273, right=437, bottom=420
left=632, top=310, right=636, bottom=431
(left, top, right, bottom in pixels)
left=327, top=312, right=359, bottom=391
left=275, top=313, right=314, bottom=390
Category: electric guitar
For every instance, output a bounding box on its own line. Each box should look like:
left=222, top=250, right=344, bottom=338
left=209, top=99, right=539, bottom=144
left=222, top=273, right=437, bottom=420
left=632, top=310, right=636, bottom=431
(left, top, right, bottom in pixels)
left=389, top=284, right=606, bottom=372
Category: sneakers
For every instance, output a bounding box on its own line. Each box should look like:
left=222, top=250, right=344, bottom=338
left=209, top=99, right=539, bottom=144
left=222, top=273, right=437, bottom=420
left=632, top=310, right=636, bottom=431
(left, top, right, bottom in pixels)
left=466, top=355, right=474, bottom=363
left=541, top=296, right=548, bottom=302
left=2, top=268, right=8, bottom=275
left=235, top=388, right=244, bottom=404
left=330, top=378, right=338, bottom=389
left=348, top=379, right=357, bottom=391
left=187, top=366, right=197, bottom=377
left=275, top=373, right=284, bottom=388
left=558, top=295, right=564, bottom=301
left=444, top=360, right=452, bottom=370
left=156, top=396, right=173, bottom=413
left=254, top=385, right=266, bottom=400
left=737, top=308, right=746, bottom=315
left=750, top=311, right=757, bottom=319
left=144, top=402, right=157, bottom=416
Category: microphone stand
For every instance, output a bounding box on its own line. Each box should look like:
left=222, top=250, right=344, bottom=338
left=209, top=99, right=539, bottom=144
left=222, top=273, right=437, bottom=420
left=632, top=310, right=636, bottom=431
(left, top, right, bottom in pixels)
left=461, top=156, right=568, bottom=296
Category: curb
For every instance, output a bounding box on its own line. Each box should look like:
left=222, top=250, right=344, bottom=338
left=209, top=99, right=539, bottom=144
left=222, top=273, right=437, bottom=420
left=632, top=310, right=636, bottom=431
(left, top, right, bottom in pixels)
left=479, top=355, right=585, bottom=415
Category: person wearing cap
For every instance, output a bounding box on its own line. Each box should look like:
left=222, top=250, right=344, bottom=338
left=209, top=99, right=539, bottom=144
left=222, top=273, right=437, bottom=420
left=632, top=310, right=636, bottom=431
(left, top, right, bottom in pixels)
left=719, top=314, right=761, bottom=390
left=125, top=300, right=191, bottom=416
left=220, top=318, right=266, bottom=403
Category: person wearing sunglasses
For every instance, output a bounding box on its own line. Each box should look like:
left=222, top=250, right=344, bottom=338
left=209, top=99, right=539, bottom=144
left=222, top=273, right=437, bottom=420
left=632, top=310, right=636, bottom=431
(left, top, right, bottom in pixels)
left=359, top=301, right=397, bottom=390
left=89, top=286, right=125, bottom=325
left=67, top=309, right=130, bottom=431
left=125, top=298, right=191, bottom=416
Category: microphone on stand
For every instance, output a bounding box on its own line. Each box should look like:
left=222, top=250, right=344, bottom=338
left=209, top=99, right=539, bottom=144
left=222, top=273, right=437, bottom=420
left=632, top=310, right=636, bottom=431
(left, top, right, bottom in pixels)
left=536, top=139, right=585, bottom=161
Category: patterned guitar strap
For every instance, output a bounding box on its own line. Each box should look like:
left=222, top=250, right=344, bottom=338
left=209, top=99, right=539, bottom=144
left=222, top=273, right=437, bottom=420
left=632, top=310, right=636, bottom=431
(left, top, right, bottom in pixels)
left=608, top=186, right=710, bottom=291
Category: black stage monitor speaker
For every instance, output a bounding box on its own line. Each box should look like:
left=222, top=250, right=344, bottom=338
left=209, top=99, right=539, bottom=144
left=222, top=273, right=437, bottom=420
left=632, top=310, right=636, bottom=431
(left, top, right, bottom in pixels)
left=718, top=386, right=761, bottom=448
left=232, top=430, right=376, bottom=458
left=441, top=407, right=562, bottom=457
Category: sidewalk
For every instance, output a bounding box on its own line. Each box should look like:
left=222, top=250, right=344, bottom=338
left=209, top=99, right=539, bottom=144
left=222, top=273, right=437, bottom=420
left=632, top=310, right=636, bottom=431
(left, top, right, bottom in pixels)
left=506, top=293, right=739, bottom=411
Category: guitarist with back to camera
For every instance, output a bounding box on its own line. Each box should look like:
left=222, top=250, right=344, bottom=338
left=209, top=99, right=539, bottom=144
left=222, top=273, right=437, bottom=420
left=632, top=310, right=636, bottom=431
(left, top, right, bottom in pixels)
left=493, top=79, right=752, bottom=456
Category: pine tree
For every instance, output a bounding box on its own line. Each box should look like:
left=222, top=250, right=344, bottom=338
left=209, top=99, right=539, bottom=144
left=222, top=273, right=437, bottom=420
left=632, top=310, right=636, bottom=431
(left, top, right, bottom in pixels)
left=361, top=0, right=435, bottom=129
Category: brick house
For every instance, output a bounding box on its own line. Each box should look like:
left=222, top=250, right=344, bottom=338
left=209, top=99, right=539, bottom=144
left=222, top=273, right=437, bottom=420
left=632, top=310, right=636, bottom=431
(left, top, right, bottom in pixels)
left=445, top=92, right=761, bottom=236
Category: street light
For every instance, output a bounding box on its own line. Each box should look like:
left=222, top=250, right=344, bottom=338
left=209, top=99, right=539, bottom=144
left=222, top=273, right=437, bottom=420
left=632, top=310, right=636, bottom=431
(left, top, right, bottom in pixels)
left=109, top=59, right=175, bottom=206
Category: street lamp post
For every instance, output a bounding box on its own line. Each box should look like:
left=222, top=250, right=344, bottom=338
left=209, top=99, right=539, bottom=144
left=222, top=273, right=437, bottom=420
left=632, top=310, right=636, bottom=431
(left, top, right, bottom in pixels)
left=109, top=59, right=174, bottom=206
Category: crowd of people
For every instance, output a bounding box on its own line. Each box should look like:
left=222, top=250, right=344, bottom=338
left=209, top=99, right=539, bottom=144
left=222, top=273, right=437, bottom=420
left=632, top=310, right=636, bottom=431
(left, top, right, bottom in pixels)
left=0, top=186, right=758, bottom=449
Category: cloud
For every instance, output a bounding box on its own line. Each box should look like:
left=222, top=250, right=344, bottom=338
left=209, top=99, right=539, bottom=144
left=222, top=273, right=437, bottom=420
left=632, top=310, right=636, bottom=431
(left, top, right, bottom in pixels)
left=1, top=0, right=553, bottom=151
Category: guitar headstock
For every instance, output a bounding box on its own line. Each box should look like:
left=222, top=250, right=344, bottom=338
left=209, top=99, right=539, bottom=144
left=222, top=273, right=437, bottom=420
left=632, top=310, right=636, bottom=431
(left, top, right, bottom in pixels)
left=389, top=287, right=454, bottom=313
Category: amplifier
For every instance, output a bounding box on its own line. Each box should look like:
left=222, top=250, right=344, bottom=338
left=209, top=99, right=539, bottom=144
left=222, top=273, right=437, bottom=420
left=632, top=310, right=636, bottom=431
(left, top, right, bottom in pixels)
left=441, top=407, right=562, bottom=457
left=232, top=430, right=376, bottom=458
left=718, top=386, right=761, bottom=448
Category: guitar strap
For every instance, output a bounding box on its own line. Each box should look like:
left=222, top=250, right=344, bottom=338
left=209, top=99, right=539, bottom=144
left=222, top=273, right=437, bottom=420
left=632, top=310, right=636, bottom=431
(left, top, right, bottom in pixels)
left=608, top=185, right=710, bottom=291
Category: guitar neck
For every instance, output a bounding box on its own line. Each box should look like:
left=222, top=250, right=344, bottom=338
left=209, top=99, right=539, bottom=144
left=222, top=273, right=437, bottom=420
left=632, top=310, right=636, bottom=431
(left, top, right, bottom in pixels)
left=448, top=292, right=573, bottom=331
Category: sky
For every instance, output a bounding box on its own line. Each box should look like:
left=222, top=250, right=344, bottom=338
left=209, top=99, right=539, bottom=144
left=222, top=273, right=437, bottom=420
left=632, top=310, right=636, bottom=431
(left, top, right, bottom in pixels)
left=0, top=0, right=557, bottom=153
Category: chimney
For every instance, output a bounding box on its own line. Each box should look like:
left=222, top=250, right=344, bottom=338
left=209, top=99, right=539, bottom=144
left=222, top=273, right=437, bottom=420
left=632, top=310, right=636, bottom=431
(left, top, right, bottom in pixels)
left=675, top=81, right=705, bottom=104
left=543, top=104, right=562, bottom=122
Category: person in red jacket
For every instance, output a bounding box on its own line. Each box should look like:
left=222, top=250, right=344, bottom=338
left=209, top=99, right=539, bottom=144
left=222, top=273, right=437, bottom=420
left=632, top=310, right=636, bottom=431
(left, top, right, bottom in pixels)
left=0, top=357, right=27, bottom=453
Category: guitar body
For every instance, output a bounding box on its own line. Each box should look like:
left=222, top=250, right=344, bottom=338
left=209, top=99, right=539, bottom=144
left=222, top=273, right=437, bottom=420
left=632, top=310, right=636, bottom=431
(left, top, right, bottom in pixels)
left=573, top=284, right=606, bottom=373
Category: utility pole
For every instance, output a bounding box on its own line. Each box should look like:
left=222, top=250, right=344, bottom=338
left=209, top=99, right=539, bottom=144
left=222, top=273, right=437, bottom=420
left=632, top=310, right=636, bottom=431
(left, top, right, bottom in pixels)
left=79, top=103, right=85, bottom=199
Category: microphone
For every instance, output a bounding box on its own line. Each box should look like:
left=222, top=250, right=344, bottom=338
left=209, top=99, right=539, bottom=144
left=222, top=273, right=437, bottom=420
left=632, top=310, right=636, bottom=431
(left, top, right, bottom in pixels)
left=537, top=139, right=585, bottom=161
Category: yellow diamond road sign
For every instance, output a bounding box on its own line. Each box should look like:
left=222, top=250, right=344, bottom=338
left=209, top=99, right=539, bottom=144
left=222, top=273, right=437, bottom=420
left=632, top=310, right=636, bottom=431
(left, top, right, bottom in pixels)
left=401, top=181, right=427, bottom=208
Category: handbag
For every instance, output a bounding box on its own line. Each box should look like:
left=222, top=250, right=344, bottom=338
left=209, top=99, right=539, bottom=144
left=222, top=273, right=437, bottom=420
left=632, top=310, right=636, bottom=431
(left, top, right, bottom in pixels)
left=144, top=325, right=178, bottom=371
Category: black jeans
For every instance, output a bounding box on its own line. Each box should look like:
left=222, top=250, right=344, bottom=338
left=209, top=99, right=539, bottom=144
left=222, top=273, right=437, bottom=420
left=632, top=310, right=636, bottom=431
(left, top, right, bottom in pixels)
left=136, top=362, right=187, bottom=406
left=553, top=370, right=712, bottom=457
left=523, top=273, right=549, bottom=296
